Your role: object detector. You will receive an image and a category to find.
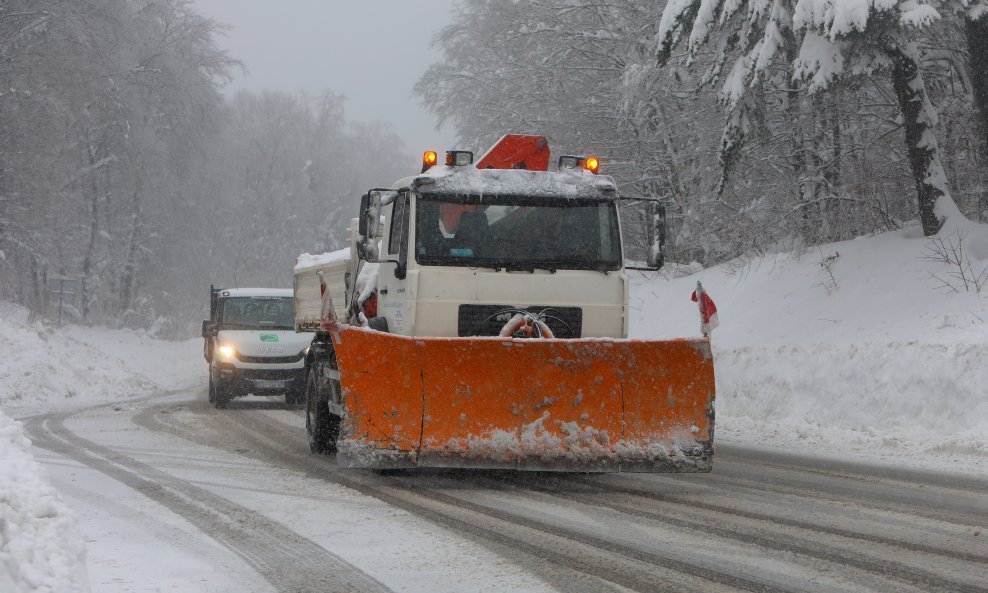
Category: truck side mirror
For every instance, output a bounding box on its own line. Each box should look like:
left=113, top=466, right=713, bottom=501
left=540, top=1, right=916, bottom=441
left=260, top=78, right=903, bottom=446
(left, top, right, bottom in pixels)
left=646, top=201, right=666, bottom=270
left=201, top=320, right=214, bottom=338
left=358, top=193, right=369, bottom=238
left=358, top=189, right=387, bottom=262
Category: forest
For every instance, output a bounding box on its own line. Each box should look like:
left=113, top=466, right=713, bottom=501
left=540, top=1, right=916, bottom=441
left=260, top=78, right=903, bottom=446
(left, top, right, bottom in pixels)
left=2, top=0, right=986, bottom=334
left=0, top=0, right=409, bottom=334
left=418, top=0, right=988, bottom=261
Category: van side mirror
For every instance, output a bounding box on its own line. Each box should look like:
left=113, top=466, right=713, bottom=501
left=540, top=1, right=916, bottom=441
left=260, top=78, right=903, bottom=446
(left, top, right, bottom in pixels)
left=201, top=320, right=214, bottom=338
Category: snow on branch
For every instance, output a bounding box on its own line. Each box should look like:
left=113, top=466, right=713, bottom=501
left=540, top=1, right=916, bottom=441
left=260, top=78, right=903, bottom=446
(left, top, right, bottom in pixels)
left=792, top=32, right=845, bottom=92
left=59, top=155, right=119, bottom=191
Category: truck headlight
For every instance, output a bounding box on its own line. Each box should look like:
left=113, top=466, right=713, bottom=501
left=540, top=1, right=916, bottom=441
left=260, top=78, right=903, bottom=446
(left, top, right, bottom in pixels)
left=217, top=344, right=236, bottom=361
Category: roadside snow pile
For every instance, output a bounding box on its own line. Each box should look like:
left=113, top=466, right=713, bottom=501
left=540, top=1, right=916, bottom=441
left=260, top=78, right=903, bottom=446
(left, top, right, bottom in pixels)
left=0, top=409, right=89, bottom=593
left=631, top=220, right=988, bottom=473
left=0, top=303, right=204, bottom=418
left=0, top=304, right=201, bottom=590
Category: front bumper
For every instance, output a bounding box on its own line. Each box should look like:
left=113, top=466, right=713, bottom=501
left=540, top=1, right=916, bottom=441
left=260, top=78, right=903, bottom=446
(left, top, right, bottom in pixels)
left=211, top=363, right=304, bottom=396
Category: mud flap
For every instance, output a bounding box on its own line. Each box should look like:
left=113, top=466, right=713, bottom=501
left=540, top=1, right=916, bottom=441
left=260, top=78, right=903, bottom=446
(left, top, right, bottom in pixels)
left=333, top=328, right=715, bottom=472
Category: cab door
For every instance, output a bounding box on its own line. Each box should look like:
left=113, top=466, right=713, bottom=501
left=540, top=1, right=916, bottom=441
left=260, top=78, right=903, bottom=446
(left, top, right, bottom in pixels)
left=376, top=191, right=411, bottom=335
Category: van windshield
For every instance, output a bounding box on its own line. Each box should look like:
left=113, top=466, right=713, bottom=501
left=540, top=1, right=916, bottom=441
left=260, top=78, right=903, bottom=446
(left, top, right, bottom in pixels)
left=415, top=194, right=622, bottom=271
left=219, top=297, right=294, bottom=330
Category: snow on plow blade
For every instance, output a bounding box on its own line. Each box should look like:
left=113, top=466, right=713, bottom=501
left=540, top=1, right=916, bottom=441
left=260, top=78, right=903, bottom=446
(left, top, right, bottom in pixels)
left=333, top=328, right=715, bottom=472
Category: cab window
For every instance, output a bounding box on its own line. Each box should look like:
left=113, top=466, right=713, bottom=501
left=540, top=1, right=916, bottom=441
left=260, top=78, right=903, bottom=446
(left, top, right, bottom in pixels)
left=388, top=194, right=408, bottom=256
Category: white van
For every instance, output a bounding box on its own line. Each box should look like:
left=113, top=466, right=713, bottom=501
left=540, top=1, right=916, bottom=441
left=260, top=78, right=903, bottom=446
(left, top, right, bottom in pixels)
left=202, top=287, right=313, bottom=407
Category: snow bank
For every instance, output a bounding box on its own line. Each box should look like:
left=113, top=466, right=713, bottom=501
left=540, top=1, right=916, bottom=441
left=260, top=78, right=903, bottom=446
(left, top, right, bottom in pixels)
left=0, top=303, right=204, bottom=592
left=631, top=223, right=988, bottom=472
left=0, top=409, right=89, bottom=593
left=0, top=303, right=204, bottom=418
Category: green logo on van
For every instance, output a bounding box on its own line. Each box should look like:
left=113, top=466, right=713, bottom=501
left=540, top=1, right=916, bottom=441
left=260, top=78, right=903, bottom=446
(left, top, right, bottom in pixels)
left=259, top=334, right=279, bottom=343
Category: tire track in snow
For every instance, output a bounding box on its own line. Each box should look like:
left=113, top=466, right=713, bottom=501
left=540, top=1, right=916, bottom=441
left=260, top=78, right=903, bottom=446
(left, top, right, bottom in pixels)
left=37, top=459, right=274, bottom=592
left=238, top=406, right=988, bottom=593
left=563, top=473, right=988, bottom=565
left=136, top=396, right=988, bottom=593
left=707, top=446, right=988, bottom=524
left=140, top=402, right=697, bottom=593
left=506, top=479, right=988, bottom=593
left=24, top=412, right=394, bottom=593
left=161, top=401, right=815, bottom=593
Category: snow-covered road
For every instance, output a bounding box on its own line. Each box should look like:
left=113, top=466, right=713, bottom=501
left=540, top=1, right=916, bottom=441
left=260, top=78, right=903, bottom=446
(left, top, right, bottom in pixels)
left=24, top=389, right=988, bottom=593
left=6, top=222, right=988, bottom=591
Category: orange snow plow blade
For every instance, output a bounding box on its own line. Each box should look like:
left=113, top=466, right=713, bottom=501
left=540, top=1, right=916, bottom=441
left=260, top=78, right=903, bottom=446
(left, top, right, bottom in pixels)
left=333, top=328, right=715, bottom=472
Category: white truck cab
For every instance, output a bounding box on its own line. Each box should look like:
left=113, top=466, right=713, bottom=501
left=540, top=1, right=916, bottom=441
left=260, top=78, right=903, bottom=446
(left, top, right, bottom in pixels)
left=202, top=287, right=313, bottom=407
left=373, top=168, right=632, bottom=338
left=295, top=165, right=663, bottom=340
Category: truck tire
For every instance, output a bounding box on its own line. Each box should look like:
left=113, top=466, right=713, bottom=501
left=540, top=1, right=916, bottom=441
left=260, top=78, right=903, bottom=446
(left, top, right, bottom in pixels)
left=366, top=316, right=389, bottom=333
left=208, top=376, right=216, bottom=404
left=305, top=366, right=340, bottom=454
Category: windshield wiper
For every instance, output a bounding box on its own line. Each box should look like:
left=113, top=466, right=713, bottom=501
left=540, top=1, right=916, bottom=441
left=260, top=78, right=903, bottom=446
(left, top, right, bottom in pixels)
left=550, top=257, right=614, bottom=274
left=505, top=262, right=558, bottom=273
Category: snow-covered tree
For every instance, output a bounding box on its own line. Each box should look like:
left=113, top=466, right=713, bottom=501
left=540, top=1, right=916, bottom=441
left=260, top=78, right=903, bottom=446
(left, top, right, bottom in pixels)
left=657, top=0, right=988, bottom=235
left=417, top=0, right=733, bottom=261
left=967, top=16, right=988, bottom=152
left=0, top=1, right=413, bottom=331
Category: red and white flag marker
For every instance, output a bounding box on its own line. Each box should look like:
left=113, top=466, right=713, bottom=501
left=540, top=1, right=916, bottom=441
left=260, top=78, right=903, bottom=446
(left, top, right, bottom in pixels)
left=691, top=281, right=719, bottom=337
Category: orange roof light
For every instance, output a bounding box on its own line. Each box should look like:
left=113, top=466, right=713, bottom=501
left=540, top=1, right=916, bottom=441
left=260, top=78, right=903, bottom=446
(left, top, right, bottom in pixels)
left=422, top=150, right=438, bottom=172
left=585, top=157, right=600, bottom=174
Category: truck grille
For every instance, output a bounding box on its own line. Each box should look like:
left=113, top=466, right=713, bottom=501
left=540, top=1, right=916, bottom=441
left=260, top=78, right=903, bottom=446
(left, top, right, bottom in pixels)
left=458, top=304, right=582, bottom=338
left=236, top=352, right=305, bottom=364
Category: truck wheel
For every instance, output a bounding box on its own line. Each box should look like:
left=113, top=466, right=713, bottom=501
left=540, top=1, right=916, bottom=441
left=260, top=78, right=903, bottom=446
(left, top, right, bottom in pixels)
left=208, top=375, right=216, bottom=404
left=366, top=316, right=389, bottom=333
left=305, top=365, right=340, bottom=454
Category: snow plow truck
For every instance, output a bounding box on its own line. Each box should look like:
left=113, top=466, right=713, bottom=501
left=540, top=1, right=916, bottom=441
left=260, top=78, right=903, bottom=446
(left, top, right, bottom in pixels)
left=294, top=134, right=715, bottom=472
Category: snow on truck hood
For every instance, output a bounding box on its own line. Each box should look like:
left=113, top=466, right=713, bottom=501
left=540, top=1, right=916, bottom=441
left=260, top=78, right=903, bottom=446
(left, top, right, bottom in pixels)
left=410, top=166, right=619, bottom=200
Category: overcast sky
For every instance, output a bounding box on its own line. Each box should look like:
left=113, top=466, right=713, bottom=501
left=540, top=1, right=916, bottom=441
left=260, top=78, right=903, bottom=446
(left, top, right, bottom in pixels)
left=193, top=0, right=459, bottom=154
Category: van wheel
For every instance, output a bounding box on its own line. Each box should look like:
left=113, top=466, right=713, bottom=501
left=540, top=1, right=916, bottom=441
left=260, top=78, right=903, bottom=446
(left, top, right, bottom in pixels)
left=212, top=376, right=230, bottom=409
left=285, top=383, right=305, bottom=406
left=306, top=366, right=339, bottom=454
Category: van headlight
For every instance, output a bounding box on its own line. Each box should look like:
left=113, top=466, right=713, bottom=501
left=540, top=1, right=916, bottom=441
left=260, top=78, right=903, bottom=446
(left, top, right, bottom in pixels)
left=217, top=344, right=236, bottom=361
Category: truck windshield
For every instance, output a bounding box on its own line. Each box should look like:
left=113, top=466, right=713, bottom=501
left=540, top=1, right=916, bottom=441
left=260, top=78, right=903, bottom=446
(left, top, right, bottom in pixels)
left=415, top=194, right=622, bottom=271
left=219, top=297, right=294, bottom=330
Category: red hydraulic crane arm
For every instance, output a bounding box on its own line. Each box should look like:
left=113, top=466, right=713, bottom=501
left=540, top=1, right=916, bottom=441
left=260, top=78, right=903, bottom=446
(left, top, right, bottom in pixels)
left=474, top=134, right=550, bottom=171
